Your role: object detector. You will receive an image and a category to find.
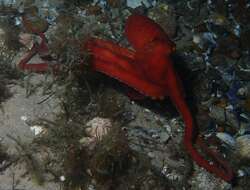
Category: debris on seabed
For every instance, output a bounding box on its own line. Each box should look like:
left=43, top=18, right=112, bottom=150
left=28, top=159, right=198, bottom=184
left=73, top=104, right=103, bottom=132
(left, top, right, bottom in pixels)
left=30, top=125, right=45, bottom=136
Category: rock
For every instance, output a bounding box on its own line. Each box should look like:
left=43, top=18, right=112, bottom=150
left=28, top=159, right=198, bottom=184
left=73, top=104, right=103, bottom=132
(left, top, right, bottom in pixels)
left=126, top=0, right=156, bottom=8
left=216, top=132, right=236, bottom=147
left=22, top=6, right=49, bottom=33
left=148, top=3, right=177, bottom=38
left=208, top=105, right=239, bottom=129
left=235, top=135, right=250, bottom=160
left=107, top=0, right=126, bottom=8
left=214, top=33, right=241, bottom=59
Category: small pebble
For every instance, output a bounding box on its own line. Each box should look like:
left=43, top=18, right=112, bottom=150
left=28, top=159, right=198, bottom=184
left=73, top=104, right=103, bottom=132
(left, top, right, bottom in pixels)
left=59, top=175, right=66, bottom=182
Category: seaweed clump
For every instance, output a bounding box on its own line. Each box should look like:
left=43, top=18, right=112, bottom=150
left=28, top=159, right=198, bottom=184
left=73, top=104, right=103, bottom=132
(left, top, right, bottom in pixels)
left=48, top=13, right=87, bottom=64
left=0, top=55, right=22, bottom=106
left=89, top=126, right=134, bottom=188
left=0, top=14, right=23, bottom=105
left=88, top=125, right=169, bottom=190
left=27, top=117, right=87, bottom=188
left=7, top=135, right=45, bottom=185
left=30, top=101, right=169, bottom=190
left=0, top=29, right=22, bottom=105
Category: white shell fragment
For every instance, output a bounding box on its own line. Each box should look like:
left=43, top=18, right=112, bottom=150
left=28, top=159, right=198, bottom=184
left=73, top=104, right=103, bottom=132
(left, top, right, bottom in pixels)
left=30, top=125, right=44, bottom=136
left=216, top=132, right=236, bottom=147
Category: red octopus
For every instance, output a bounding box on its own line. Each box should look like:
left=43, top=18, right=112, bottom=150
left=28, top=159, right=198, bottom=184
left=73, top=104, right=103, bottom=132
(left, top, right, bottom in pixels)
left=85, top=14, right=234, bottom=182
left=18, top=14, right=234, bottom=182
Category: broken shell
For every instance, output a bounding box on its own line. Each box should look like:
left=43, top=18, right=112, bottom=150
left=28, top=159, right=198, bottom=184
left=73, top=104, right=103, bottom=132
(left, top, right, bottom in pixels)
left=30, top=125, right=46, bottom=136
left=235, top=135, right=250, bottom=159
